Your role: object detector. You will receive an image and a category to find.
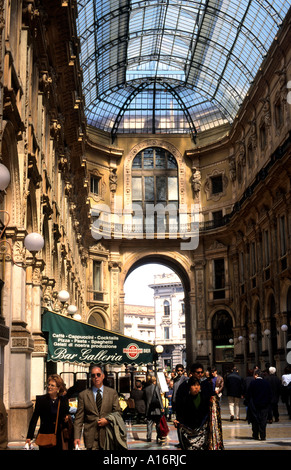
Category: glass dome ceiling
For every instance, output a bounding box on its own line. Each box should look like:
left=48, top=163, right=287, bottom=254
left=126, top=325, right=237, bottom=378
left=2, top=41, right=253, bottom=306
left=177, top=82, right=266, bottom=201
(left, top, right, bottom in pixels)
left=76, top=0, right=290, bottom=142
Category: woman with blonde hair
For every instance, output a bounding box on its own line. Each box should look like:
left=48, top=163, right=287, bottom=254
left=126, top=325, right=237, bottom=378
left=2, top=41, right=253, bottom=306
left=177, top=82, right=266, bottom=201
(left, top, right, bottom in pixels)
left=25, top=374, right=71, bottom=450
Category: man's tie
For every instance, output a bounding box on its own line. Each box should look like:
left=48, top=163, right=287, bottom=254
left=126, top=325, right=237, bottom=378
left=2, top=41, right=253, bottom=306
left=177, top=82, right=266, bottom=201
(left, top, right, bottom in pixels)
left=96, top=389, right=102, bottom=413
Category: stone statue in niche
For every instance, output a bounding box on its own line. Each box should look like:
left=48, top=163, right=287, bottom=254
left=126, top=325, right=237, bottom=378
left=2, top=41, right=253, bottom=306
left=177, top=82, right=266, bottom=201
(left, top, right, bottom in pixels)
left=109, top=168, right=117, bottom=193
left=191, top=167, right=201, bottom=197
left=229, top=156, right=236, bottom=181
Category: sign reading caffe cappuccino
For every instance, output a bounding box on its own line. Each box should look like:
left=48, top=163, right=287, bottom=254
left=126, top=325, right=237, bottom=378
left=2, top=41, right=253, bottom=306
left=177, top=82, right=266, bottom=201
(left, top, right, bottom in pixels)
left=42, top=310, right=154, bottom=365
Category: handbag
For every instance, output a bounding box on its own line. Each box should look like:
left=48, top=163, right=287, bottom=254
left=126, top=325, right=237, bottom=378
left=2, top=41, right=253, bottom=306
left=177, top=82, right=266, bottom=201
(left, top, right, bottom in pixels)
left=35, top=399, right=60, bottom=448
left=127, top=397, right=135, bottom=409
left=159, top=414, right=169, bottom=437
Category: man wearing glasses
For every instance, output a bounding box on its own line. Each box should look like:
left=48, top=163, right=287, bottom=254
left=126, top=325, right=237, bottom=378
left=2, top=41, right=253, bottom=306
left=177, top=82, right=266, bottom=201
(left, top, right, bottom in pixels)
left=74, top=365, right=125, bottom=450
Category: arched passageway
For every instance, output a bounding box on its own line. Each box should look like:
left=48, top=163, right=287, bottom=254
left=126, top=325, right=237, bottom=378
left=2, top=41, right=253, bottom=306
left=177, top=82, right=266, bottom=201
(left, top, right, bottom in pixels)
left=122, top=254, right=195, bottom=367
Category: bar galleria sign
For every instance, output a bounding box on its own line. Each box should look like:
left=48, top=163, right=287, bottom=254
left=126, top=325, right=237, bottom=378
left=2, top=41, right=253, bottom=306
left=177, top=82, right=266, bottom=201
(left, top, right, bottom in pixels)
left=42, top=310, right=154, bottom=365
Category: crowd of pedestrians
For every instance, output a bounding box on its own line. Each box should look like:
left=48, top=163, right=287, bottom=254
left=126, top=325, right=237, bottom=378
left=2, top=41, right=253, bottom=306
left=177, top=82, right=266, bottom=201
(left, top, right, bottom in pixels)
left=1, top=361, right=291, bottom=451
left=150, top=362, right=291, bottom=447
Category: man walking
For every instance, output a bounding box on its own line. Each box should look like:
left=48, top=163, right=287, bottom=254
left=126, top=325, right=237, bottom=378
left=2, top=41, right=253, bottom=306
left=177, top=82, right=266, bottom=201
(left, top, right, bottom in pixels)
left=74, top=365, right=126, bottom=450
left=225, top=367, right=243, bottom=421
left=246, top=369, right=272, bottom=440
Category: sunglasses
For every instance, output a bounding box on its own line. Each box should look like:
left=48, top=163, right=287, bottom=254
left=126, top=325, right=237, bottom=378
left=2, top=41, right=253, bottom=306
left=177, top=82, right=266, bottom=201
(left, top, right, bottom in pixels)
left=91, top=373, right=102, bottom=378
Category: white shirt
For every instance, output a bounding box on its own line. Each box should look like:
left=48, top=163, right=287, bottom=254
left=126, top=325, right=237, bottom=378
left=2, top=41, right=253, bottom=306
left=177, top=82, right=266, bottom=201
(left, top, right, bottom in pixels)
left=282, top=374, right=291, bottom=386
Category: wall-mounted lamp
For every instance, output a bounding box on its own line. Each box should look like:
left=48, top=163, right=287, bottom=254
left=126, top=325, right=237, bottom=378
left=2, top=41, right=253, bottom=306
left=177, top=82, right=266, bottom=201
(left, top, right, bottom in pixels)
left=24, top=232, right=45, bottom=254
left=67, top=304, right=81, bottom=320
left=0, top=164, right=44, bottom=266
left=249, top=333, right=256, bottom=341
left=263, top=328, right=271, bottom=337
left=57, top=290, right=70, bottom=304
left=56, top=290, right=70, bottom=314
left=0, top=163, right=11, bottom=191
left=45, top=290, right=76, bottom=316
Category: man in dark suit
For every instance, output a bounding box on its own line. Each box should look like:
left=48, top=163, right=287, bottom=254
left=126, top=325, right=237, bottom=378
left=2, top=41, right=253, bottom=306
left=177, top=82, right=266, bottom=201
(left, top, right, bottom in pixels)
left=246, top=369, right=272, bottom=441
left=74, top=365, right=124, bottom=450
left=129, top=380, right=146, bottom=422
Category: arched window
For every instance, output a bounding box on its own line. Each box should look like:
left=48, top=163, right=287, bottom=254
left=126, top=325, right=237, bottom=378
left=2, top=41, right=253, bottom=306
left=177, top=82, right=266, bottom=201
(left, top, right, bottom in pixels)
left=131, top=147, right=178, bottom=233
left=212, top=310, right=233, bottom=364
left=164, top=300, right=170, bottom=316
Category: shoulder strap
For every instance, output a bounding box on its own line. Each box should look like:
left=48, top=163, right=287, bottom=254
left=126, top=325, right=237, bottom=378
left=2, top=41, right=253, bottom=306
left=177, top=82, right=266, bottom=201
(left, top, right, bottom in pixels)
left=54, top=398, right=61, bottom=435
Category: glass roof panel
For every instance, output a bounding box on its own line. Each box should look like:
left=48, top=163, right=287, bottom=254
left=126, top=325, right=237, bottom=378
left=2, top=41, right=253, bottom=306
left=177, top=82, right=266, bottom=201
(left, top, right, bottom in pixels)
left=76, top=0, right=290, bottom=140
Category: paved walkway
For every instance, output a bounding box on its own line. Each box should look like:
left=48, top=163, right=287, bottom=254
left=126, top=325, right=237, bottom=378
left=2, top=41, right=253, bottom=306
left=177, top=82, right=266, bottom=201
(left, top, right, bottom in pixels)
left=7, top=398, right=291, bottom=451
left=126, top=398, right=291, bottom=451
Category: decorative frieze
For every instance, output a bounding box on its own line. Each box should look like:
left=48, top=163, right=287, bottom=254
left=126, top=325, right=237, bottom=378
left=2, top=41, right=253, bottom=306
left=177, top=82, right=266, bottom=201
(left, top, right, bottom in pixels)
left=11, top=336, right=34, bottom=352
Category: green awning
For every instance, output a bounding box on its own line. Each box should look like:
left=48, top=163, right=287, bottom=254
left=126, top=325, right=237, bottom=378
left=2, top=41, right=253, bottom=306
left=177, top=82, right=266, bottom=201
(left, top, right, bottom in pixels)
left=42, top=310, right=154, bottom=366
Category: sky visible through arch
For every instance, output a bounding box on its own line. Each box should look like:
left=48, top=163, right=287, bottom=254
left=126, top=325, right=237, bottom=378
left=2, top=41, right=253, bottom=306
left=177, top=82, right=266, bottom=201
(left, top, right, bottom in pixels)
left=124, top=263, right=177, bottom=306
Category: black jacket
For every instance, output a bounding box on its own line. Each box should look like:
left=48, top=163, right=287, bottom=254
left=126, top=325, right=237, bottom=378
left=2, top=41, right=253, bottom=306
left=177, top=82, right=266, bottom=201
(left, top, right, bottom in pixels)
left=225, top=371, right=243, bottom=397
left=175, top=380, right=212, bottom=429
left=27, top=394, right=69, bottom=447
left=246, top=378, right=272, bottom=409
left=176, top=386, right=210, bottom=429
left=130, top=388, right=146, bottom=414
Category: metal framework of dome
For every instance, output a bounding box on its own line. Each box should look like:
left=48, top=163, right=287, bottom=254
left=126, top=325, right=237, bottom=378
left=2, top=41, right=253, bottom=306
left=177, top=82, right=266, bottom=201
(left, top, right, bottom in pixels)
left=76, top=0, right=290, bottom=142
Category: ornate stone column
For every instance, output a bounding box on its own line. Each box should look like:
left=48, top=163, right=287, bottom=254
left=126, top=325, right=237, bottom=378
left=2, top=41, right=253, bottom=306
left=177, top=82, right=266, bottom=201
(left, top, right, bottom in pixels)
left=108, top=257, right=122, bottom=332
left=4, top=229, right=35, bottom=441
left=27, top=259, right=47, bottom=397
left=184, top=289, right=197, bottom=366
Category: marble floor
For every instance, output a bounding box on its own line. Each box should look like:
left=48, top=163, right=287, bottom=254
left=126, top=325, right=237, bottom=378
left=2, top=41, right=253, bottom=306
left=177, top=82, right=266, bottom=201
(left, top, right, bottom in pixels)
left=126, top=398, right=291, bottom=451
left=7, top=398, right=291, bottom=451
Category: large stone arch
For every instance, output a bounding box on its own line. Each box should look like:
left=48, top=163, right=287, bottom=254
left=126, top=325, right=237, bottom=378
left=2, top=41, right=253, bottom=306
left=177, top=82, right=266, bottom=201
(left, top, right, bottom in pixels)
left=120, top=249, right=196, bottom=365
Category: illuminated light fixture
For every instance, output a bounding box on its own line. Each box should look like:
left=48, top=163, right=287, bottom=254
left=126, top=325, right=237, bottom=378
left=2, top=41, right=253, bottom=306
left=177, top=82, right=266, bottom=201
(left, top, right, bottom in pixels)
left=67, top=304, right=81, bottom=320
left=24, top=232, right=45, bottom=254
left=0, top=164, right=44, bottom=265
left=67, top=305, right=77, bottom=315
left=0, top=163, right=11, bottom=190
left=155, top=344, right=164, bottom=355
left=57, top=290, right=70, bottom=303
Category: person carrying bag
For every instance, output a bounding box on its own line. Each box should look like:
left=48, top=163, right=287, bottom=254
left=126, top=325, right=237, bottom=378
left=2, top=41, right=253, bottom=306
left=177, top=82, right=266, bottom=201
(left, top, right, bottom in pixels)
left=144, top=377, right=165, bottom=443
left=35, top=399, right=60, bottom=448
left=159, top=413, right=169, bottom=437
left=25, top=374, right=70, bottom=451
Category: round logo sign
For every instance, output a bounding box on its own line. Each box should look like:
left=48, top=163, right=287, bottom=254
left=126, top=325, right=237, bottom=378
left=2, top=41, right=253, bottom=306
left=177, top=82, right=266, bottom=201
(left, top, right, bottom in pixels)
left=123, top=343, right=143, bottom=360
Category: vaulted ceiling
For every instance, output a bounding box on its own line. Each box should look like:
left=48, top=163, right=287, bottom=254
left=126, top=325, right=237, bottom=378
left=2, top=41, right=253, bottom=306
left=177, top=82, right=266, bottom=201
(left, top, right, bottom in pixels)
left=76, top=0, right=290, bottom=142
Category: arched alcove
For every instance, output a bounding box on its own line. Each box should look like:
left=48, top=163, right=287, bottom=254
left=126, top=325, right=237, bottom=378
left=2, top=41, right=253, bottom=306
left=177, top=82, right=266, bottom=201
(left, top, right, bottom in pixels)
left=211, top=310, right=234, bottom=367
left=88, top=308, right=109, bottom=329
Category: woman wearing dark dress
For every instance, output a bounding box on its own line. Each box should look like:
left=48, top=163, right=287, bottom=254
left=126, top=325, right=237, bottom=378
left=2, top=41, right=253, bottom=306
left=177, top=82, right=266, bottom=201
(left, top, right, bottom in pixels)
left=174, top=376, right=224, bottom=450
left=26, top=374, right=70, bottom=450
